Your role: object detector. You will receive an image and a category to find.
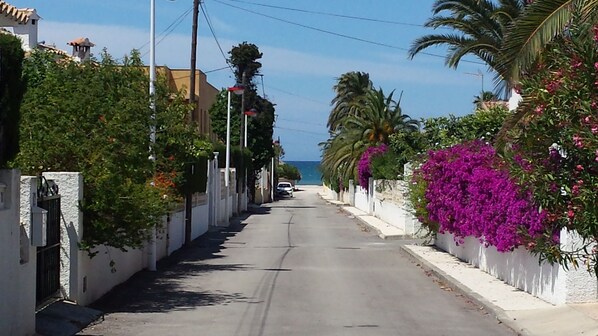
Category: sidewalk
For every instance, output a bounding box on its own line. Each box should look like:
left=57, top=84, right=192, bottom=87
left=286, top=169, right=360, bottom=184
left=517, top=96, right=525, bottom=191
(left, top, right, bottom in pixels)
left=318, top=190, right=598, bottom=336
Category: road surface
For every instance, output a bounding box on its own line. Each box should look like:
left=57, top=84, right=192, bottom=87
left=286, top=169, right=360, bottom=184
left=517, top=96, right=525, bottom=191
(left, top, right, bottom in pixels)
left=80, top=186, right=514, bottom=336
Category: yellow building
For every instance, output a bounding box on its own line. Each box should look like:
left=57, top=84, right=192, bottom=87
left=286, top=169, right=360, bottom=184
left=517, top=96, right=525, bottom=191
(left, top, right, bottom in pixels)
left=164, top=68, right=219, bottom=139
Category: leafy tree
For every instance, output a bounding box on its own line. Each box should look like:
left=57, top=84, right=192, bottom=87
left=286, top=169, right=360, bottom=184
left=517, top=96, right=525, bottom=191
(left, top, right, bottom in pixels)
left=277, top=163, right=301, bottom=181
left=420, top=105, right=511, bottom=150
left=0, top=34, right=25, bottom=168
left=210, top=42, right=275, bottom=200
left=13, top=50, right=203, bottom=251
left=409, top=0, right=527, bottom=94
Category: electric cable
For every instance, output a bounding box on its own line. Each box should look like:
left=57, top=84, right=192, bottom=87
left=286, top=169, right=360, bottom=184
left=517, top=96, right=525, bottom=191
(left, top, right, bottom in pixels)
left=200, top=1, right=235, bottom=74
left=221, top=0, right=426, bottom=28
left=138, top=6, right=193, bottom=52
left=275, top=126, right=328, bottom=136
left=211, top=0, right=486, bottom=66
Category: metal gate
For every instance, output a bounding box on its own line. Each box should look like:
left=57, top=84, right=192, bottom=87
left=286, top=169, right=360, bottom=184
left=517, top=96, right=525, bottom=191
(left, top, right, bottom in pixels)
left=36, top=179, right=61, bottom=305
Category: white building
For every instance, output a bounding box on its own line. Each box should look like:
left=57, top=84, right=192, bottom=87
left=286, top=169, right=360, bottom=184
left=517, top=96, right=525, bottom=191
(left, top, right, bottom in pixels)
left=0, top=0, right=39, bottom=51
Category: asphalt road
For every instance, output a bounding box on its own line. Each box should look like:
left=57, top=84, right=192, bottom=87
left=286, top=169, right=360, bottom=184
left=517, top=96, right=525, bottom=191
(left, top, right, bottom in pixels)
left=80, top=186, right=515, bottom=336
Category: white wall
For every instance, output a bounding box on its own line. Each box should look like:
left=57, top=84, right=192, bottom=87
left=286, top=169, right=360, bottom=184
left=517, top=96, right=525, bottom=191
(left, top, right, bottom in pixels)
left=436, top=231, right=598, bottom=304
left=0, top=169, right=36, bottom=336
left=45, top=172, right=214, bottom=307
left=354, top=186, right=369, bottom=213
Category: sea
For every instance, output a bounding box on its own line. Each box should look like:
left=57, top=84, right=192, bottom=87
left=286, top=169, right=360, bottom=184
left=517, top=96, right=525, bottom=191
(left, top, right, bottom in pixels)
left=285, top=161, right=322, bottom=186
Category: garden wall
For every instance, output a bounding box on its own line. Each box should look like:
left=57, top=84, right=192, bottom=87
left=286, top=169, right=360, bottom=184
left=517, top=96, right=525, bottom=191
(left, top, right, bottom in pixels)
left=436, top=231, right=598, bottom=304
left=0, top=170, right=36, bottom=336
left=46, top=168, right=229, bottom=307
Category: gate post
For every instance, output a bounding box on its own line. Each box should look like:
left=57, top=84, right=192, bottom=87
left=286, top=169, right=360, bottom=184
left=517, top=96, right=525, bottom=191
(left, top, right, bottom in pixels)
left=42, top=172, right=83, bottom=303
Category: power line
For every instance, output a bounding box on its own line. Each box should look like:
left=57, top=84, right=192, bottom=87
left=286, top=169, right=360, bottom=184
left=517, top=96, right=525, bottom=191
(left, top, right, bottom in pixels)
left=211, top=0, right=486, bottom=66
left=200, top=1, right=235, bottom=74
left=141, top=6, right=193, bottom=58
left=221, top=0, right=426, bottom=28
left=265, top=85, right=328, bottom=106
left=205, top=66, right=232, bottom=74
left=275, top=126, right=328, bottom=136
left=138, top=6, right=193, bottom=52
left=277, top=117, right=326, bottom=127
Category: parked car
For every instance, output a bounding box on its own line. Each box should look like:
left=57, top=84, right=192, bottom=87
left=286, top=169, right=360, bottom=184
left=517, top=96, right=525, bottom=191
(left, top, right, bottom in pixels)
left=276, top=182, right=294, bottom=197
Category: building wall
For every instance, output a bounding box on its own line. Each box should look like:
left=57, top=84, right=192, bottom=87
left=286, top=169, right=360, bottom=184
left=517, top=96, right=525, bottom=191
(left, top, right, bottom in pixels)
left=170, top=69, right=219, bottom=138
left=0, top=169, right=36, bottom=336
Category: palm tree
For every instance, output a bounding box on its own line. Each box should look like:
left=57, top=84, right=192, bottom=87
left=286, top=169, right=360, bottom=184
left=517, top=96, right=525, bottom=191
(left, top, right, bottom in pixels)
left=409, top=0, right=527, bottom=94
left=328, top=71, right=372, bottom=132
left=320, top=87, right=419, bottom=185
left=500, top=0, right=598, bottom=82
left=344, top=89, right=419, bottom=144
left=473, top=90, right=499, bottom=109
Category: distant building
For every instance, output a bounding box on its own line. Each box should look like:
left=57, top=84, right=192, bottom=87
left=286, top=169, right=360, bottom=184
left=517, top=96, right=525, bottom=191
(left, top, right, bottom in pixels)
left=0, top=0, right=219, bottom=139
left=0, top=0, right=39, bottom=51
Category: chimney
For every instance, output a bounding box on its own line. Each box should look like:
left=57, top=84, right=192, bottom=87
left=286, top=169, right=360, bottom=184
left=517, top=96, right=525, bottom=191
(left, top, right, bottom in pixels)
left=67, top=37, right=95, bottom=62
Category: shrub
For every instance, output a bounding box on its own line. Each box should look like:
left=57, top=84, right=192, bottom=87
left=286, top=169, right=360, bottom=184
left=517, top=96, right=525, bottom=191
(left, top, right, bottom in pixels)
left=503, top=23, right=598, bottom=271
left=411, top=141, right=546, bottom=252
left=357, top=143, right=387, bottom=189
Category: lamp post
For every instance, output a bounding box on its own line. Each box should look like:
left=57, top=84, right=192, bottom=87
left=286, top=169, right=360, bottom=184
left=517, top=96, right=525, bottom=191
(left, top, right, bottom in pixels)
left=147, top=0, right=158, bottom=272
left=243, top=109, right=258, bottom=147
left=225, top=85, right=244, bottom=223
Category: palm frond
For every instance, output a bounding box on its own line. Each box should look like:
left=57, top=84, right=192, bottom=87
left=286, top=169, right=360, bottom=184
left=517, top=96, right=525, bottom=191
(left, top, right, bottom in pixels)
left=500, top=0, right=577, bottom=82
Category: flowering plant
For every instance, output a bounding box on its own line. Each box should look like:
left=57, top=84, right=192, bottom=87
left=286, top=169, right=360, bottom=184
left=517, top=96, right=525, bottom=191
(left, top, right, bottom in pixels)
left=411, top=141, right=546, bottom=252
left=357, top=143, right=388, bottom=189
left=504, top=23, right=598, bottom=271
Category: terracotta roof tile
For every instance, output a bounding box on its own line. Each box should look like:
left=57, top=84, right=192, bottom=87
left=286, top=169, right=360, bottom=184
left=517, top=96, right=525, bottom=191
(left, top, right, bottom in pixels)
left=67, top=37, right=95, bottom=47
left=0, top=1, right=35, bottom=24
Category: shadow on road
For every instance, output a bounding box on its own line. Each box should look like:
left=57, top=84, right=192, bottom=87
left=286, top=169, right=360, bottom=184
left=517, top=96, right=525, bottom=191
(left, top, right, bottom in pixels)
left=88, top=220, right=252, bottom=314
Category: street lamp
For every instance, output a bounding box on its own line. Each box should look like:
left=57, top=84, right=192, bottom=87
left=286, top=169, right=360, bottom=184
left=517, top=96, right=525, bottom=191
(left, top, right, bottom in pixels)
left=243, top=108, right=258, bottom=147
left=225, top=85, right=244, bottom=223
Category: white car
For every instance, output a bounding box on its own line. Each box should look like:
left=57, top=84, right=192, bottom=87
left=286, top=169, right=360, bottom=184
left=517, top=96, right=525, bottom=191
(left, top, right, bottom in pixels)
left=276, top=182, right=294, bottom=197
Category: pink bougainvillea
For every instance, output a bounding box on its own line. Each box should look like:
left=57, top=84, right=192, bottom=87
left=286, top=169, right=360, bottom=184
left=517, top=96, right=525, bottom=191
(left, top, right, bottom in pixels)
left=416, top=141, right=546, bottom=252
left=357, top=144, right=388, bottom=189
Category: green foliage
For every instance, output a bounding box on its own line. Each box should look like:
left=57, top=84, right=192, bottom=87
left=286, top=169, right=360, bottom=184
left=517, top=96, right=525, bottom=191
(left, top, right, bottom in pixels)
left=13, top=49, right=204, bottom=251
left=503, top=23, right=598, bottom=273
left=229, top=42, right=263, bottom=81
left=0, top=34, right=25, bottom=168
left=277, top=163, right=301, bottom=181
left=320, top=75, right=418, bottom=189
left=410, top=0, right=527, bottom=93
left=407, top=169, right=435, bottom=236
left=370, top=150, right=403, bottom=180
left=210, top=42, right=275, bottom=200
left=421, top=105, right=511, bottom=150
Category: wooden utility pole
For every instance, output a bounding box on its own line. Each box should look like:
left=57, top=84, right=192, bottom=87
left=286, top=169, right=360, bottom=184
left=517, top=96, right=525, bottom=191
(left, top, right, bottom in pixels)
left=185, top=0, right=201, bottom=247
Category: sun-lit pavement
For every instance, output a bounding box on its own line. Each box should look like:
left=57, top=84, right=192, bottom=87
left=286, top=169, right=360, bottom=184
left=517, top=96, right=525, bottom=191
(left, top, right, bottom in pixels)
left=79, top=186, right=514, bottom=336
left=318, top=186, right=598, bottom=336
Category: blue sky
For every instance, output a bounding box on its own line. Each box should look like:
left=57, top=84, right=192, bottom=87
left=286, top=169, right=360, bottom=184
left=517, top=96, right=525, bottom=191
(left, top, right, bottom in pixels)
left=11, top=0, right=491, bottom=161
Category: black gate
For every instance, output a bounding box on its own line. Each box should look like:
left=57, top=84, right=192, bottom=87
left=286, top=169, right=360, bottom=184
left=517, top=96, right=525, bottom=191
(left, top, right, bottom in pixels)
left=36, top=179, right=61, bottom=305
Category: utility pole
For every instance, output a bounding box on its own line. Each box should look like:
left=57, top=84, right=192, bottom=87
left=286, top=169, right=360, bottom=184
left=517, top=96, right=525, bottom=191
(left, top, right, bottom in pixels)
left=185, top=0, right=201, bottom=247
left=238, top=71, right=246, bottom=213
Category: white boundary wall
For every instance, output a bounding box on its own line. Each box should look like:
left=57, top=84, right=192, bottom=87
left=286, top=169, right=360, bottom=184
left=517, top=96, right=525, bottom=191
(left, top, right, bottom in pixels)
left=0, top=170, right=36, bottom=336
left=44, top=171, right=218, bottom=306
left=354, top=186, right=369, bottom=213
left=436, top=231, right=598, bottom=304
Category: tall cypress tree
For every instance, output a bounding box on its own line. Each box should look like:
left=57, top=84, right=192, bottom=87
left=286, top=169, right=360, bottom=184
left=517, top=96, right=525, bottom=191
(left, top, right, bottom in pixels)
left=0, top=34, right=25, bottom=168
